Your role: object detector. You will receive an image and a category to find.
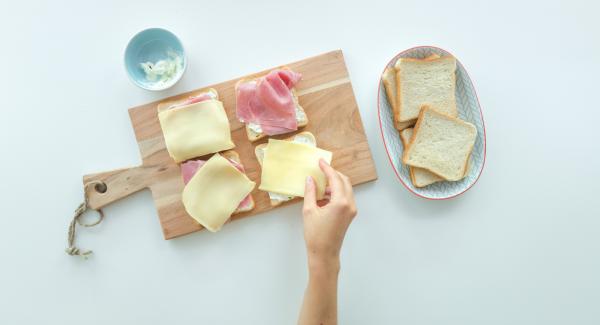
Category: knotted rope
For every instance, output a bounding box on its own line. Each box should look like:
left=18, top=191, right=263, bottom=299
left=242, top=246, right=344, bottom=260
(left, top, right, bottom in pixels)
left=65, top=180, right=106, bottom=259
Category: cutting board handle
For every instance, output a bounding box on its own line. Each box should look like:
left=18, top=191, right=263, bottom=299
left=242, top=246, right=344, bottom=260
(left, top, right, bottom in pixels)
left=82, top=166, right=156, bottom=210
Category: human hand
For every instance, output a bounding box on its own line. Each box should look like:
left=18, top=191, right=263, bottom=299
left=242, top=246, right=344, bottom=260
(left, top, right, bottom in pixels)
left=303, top=159, right=357, bottom=273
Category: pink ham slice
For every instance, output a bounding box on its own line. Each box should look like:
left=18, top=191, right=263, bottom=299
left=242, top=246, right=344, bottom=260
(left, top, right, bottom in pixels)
left=181, top=160, right=207, bottom=185
left=236, top=69, right=302, bottom=135
left=168, top=92, right=214, bottom=109
left=236, top=82, right=264, bottom=122
left=181, top=158, right=253, bottom=211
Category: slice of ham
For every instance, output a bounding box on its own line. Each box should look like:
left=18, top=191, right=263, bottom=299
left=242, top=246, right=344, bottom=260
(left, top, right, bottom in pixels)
left=181, top=157, right=253, bottom=211
left=168, top=92, right=214, bottom=110
left=236, top=82, right=264, bottom=122
left=181, top=160, right=207, bottom=185
left=236, top=69, right=302, bottom=135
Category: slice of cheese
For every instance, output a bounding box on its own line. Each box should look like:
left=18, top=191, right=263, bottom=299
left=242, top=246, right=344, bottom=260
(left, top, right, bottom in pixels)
left=158, top=99, right=235, bottom=162
left=182, top=153, right=255, bottom=232
left=259, top=139, right=332, bottom=199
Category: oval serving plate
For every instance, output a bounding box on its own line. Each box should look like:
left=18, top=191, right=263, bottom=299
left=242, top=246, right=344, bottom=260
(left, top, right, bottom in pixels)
left=377, top=46, right=486, bottom=199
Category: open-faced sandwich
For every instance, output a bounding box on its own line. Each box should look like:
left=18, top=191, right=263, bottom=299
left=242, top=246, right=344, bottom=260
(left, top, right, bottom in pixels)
left=255, top=131, right=331, bottom=206
left=157, top=88, right=235, bottom=162
left=235, top=68, right=308, bottom=142
left=180, top=151, right=255, bottom=232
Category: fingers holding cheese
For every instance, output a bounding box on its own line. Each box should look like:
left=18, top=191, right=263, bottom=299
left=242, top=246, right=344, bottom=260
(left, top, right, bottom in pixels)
left=259, top=138, right=332, bottom=200
left=305, top=161, right=348, bottom=212
left=303, top=176, right=318, bottom=211
left=318, top=159, right=345, bottom=200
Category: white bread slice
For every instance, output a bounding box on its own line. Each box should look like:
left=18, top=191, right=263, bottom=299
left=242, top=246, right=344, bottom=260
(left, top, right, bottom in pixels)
left=383, top=68, right=415, bottom=130
left=403, top=108, right=476, bottom=181
left=255, top=131, right=316, bottom=206
left=401, top=128, right=472, bottom=186
left=236, top=67, right=308, bottom=142
left=221, top=150, right=255, bottom=213
left=399, top=128, right=443, bottom=187
left=383, top=54, right=440, bottom=130
left=394, top=56, right=457, bottom=122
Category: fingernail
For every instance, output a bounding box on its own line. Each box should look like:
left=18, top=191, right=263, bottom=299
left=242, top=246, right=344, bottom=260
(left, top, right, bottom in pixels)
left=306, top=176, right=312, bottom=184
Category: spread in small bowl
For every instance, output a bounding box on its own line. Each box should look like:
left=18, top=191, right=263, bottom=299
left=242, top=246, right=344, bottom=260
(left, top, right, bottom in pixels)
left=124, top=28, right=187, bottom=91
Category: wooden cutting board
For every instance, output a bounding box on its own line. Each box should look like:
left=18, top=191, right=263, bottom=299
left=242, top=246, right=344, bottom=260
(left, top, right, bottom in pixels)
left=83, top=50, right=377, bottom=239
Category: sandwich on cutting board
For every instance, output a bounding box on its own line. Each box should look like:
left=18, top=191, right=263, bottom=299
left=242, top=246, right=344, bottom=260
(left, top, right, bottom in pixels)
left=255, top=132, right=326, bottom=206
left=235, top=68, right=308, bottom=141
left=180, top=151, right=255, bottom=232
left=157, top=88, right=235, bottom=162
left=156, top=89, right=255, bottom=232
left=256, top=131, right=332, bottom=206
left=384, top=54, right=477, bottom=187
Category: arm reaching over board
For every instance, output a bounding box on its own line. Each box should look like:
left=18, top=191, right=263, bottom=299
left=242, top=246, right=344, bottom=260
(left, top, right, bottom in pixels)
left=297, top=159, right=357, bottom=325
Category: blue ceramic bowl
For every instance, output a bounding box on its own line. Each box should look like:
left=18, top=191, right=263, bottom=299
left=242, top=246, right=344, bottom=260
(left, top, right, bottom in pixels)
left=124, top=28, right=187, bottom=91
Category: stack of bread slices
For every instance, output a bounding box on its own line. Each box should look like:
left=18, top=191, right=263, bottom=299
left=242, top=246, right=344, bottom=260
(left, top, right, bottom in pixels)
left=383, top=54, right=477, bottom=188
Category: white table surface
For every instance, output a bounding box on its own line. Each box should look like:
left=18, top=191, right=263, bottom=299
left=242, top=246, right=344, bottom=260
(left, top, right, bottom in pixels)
left=2, top=0, right=600, bottom=324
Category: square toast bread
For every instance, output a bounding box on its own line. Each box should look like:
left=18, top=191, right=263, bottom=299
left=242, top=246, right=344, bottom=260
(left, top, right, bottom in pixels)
left=382, top=54, right=440, bottom=131
left=394, top=56, right=458, bottom=123
left=402, top=107, right=476, bottom=181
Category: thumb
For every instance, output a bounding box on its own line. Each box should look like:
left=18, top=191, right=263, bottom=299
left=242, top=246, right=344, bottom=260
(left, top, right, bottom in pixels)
left=303, top=176, right=317, bottom=211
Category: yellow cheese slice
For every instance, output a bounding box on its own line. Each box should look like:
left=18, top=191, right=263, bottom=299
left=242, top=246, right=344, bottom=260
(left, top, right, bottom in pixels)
left=181, top=153, right=255, bottom=232
left=259, top=139, right=332, bottom=199
left=158, top=99, right=235, bottom=162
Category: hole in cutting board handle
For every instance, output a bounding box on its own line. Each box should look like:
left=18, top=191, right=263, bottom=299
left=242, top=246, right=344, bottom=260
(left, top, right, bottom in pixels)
left=94, top=182, right=107, bottom=194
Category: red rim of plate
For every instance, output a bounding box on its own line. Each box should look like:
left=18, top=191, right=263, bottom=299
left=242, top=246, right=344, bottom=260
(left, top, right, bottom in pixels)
left=377, top=45, right=487, bottom=200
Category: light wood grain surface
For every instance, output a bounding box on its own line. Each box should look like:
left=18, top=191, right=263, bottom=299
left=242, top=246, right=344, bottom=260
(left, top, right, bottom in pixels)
left=83, top=50, right=377, bottom=239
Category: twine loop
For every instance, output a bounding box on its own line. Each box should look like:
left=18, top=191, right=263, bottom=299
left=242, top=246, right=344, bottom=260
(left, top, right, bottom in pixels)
left=66, top=181, right=106, bottom=259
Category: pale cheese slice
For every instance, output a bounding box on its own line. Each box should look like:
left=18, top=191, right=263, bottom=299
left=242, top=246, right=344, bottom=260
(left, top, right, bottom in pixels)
left=182, top=153, right=255, bottom=232
left=158, top=99, right=235, bottom=162
left=259, top=139, right=332, bottom=199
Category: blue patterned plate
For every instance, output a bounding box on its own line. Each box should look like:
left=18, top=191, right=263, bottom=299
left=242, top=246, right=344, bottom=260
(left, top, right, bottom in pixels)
left=377, top=46, right=486, bottom=199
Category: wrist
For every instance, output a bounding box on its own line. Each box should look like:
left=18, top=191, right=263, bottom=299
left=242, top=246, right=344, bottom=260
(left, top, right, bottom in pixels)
left=308, top=254, right=340, bottom=276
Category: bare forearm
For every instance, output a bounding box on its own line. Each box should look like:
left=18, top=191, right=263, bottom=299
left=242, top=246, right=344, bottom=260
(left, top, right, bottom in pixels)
left=299, top=163, right=356, bottom=325
left=298, top=258, right=340, bottom=325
